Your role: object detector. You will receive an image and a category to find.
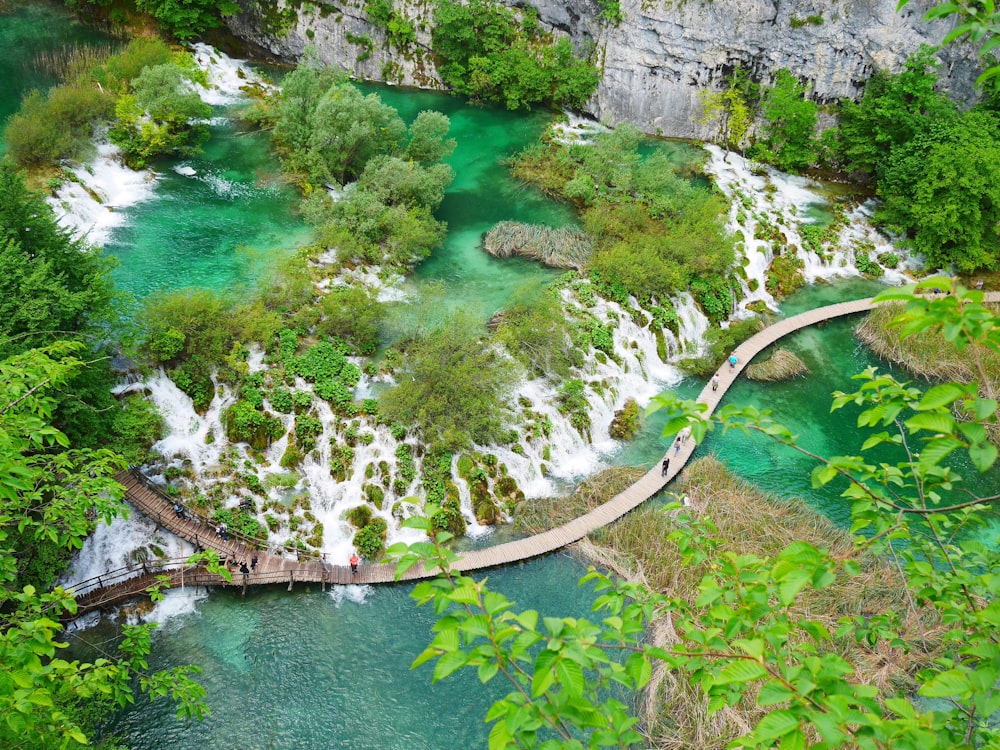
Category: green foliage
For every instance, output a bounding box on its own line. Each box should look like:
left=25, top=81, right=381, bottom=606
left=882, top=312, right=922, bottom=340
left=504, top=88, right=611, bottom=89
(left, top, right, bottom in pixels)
left=379, top=312, right=519, bottom=448
left=836, top=48, right=953, bottom=181
left=0, top=343, right=208, bottom=748
left=212, top=507, right=266, bottom=541
left=750, top=69, right=818, bottom=172
left=109, top=63, right=212, bottom=169
left=106, top=395, right=165, bottom=466
left=595, top=0, right=623, bottom=24
left=276, top=63, right=456, bottom=268
left=316, top=287, right=385, bottom=355
left=393, top=280, right=1000, bottom=750
left=492, top=282, right=582, bottom=377
left=272, top=66, right=406, bottom=186
left=608, top=397, right=641, bottom=440
left=353, top=516, right=388, bottom=557
left=877, top=110, right=1000, bottom=272
left=269, top=386, right=294, bottom=414
left=431, top=0, right=600, bottom=110
left=224, top=401, right=284, bottom=450
left=133, top=0, right=241, bottom=40
left=514, top=126, right=734, bottom=308
left=346, top=504, right=373, bottom=528
left=4, top=85, right=113, bottom=167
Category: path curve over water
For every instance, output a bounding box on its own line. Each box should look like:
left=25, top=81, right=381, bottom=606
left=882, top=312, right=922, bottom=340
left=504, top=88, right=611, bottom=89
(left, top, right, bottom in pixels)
left=73, top=293, right=999, bottom=608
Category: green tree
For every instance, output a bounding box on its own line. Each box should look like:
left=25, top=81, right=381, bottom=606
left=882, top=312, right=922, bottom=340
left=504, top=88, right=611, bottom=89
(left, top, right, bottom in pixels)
left=110, top=63, right=212, bottom=168
left=0, top=165, right=124, bottom=449
left=836, top=48, right=955, bottom=180
left=379, top=312, right=519, bottom=448
left=0, top=343, right=209, bottom=748
left=132, top=0, right=240, bottom=40
left=392, top=278, right=1000, bottom=749
left=878, top=110, right=1000, bottom=272
left=316, top=286, right=385, bottom=355
left=356, top=155, right=454, bottom=209
left=898, top=0, right=1000, bottom=88
left=404, top=110, right=457, bottom=164
left=431, top=0, right=599, bottom=110
left=751, top=69, right=818, bottom=172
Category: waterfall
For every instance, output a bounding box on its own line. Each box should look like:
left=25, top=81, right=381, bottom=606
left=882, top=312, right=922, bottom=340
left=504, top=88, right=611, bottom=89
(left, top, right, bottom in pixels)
left=189, top=42, right=268, bottom=105
left=703, top=144, right=915, bottom=315
left=48, top=141, right=158, bottom=246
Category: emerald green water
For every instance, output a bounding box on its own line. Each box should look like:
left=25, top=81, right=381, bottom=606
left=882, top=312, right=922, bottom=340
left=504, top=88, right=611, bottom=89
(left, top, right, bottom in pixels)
left=0, top=1, right=112, bottom=154
left=85, top=554, right=598, bottom=749
left=4, top=16, right=996, bottom=746
left=105, top=120, right=311, bottom=302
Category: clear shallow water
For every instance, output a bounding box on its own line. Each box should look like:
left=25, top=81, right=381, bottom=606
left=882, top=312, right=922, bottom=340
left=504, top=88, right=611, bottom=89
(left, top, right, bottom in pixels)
left=0, top=1, right=112, bottom=154
left=85, top=553, right=599, bottom=749
left=105, top=118, right=312, bottom=303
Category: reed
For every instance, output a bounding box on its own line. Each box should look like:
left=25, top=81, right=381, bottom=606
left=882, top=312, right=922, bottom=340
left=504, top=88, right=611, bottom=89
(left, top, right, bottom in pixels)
left=482, top=221, right=593, bottom=270
left=857, top=302, right=1000, bottom=388
left=514, top=466, right=645, bottom=534
left=27, top=42, right=119, bottom=82
left=857, top=302, right=1000, bottom=442
left=578, top=456, right=941, bottom=749
left=744, top=347, right=809, bottom=381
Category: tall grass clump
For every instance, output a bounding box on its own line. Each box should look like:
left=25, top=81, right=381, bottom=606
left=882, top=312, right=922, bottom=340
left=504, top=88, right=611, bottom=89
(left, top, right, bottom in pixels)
left=582, top=456, right=942, bottom=749
left=482, top=221, right=592, bottom=270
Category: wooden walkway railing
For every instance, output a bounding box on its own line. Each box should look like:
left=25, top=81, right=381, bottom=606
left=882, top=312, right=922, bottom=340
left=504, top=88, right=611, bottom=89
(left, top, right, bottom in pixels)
left=67, top=293, right=1000, bottom=611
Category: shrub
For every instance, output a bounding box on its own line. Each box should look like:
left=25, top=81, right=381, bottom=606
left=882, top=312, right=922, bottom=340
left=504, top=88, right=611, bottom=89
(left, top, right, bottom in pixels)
left=346, top=505, right=373, bottom=528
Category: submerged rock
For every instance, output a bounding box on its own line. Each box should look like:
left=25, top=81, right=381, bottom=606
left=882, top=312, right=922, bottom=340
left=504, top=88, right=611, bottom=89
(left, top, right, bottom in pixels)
left=745, top=348, right=809, bottom=381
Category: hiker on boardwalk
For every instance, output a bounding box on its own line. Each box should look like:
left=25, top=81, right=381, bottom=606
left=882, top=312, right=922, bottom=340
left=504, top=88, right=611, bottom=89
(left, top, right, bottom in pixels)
left=711, top=373, right=719, bottom=391
left=239, top=561, right=250, bottom=582
left=173, top=502, right=184, bottom=519
left=250, top=554, right=258, bottom=571
left=350, top=553, right=359, bottom=575
left=728, top=353, right=738, bottom=369
left=216, top=522, right=228, bottom=541
left=661, top=457, right=670, bottom=477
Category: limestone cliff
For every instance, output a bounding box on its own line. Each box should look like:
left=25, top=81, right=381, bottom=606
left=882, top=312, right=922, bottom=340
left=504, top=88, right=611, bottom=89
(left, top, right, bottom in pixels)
left=226, top=0, right=981, bottom=139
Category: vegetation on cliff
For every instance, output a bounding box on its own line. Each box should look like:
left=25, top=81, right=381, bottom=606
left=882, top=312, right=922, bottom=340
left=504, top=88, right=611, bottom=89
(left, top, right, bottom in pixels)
left=431, top=0, right=600, bottom=110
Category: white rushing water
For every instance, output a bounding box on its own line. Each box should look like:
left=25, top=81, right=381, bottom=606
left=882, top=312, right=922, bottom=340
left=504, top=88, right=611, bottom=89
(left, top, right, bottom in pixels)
left=703, top=145, right=915, bottom=316
left=48, top=44, right=265, bottom=248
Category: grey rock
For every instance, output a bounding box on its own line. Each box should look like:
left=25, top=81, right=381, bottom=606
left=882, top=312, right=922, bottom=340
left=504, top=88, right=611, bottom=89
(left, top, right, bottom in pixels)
left=225, top=0, right=983, bottom=138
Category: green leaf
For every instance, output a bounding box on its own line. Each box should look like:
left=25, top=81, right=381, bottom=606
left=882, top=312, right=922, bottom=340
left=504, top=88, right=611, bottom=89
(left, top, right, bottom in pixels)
left=713, top=659, right=768, bottom=685
left=916, top=383, right=966, bottom=410
left=920, top=669, right=972, bottom=698
left=757, top=680, right=794, bottom=706
left=432, top=650, right=468, bottom=683
left=904, top=411, right=955, bottom=434
left=751, top=709, right=801, bottom=743
left=969, top=441, right=999, bottom=472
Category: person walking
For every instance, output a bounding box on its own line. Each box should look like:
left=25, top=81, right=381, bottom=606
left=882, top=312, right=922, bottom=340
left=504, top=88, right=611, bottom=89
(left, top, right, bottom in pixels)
left=250, top=554, right=258, bottom=571
left=728, top=353, right=738, bottom=369
left=711, top=373, right=719, bottom=391
left=661, top=457, right=670, bottom=477
left=350, top=553, right=359, bottom=575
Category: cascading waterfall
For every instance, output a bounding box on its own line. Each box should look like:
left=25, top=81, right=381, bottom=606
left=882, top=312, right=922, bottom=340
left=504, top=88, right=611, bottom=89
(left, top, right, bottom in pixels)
left=703, top=144, right=914, bottom=315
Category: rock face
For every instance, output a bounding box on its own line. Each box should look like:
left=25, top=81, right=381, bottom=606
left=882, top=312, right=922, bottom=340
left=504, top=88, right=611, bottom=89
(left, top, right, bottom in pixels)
left=226, top=0, right=981, bottom=139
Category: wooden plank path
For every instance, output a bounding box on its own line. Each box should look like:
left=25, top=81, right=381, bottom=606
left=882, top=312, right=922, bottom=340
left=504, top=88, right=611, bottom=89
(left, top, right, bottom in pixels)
left=69, top=293, right=1000, bottom=611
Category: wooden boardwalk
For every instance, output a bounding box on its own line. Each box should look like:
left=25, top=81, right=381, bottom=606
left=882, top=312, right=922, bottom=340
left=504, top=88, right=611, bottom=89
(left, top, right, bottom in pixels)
left=68, top=293, right=999, bottom=611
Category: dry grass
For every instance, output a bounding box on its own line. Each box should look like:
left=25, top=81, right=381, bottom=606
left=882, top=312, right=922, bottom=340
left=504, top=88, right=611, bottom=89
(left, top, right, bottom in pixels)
left=514, top=466, right=645, bottom=535
left=482, top=221, right=593, bottom=270
left=857, top=303, right=1000, bottom=442
left=745, top=347, right=809, bottom=381
left=857, top=302, right=1000, bottom=390
left=575, top=457, right=942, bottom=749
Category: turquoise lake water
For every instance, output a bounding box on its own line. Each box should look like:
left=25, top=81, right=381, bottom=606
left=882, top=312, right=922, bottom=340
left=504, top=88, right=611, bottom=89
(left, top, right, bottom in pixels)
left=3, top=6, right=996, bottom=747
